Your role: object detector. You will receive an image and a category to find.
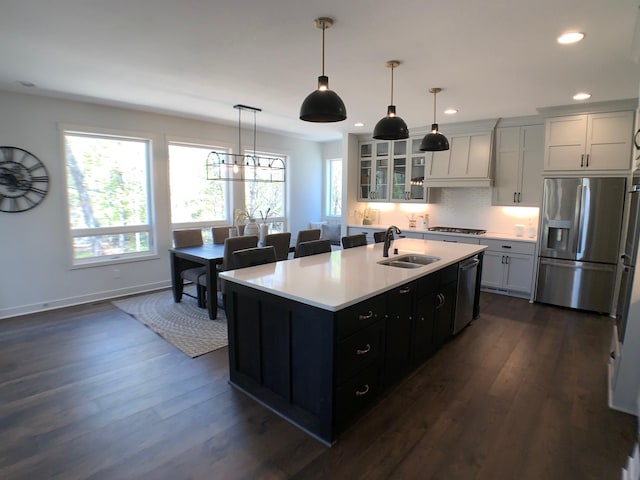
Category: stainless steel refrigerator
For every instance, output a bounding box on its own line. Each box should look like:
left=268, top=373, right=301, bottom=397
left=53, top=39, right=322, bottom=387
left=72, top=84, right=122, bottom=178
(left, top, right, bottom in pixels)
left=536, top=177, right=626, bottom=313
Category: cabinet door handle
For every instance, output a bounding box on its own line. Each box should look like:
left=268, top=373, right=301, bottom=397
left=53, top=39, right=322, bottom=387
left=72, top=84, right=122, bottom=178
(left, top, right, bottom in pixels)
left=356, top=344, right=371, bottom=355
left=355, top=384, right=370, bottom=397
left=359, top=310, right=374, bottom=320
left=501, top=255, right=505, bottom=264
left=399, top=286, right=411, bottom=294
left=586, top=154, right=589, bottom=167
left=580, top=154, right=584, bottom=167
left=513, top=192, right=517, bottom=203
left=436, top=292, right=445, bottom=309
left=517, top=192, right=521, bottom=203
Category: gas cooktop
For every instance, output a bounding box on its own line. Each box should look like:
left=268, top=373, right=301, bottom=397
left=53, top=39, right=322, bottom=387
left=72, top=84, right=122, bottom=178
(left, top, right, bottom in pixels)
left=428, top=226, right=487, bottom=235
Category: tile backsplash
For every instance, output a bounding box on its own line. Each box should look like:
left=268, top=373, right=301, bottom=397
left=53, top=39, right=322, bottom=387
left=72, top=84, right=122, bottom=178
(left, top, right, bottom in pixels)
left=368, top=188, right=540, bottom=236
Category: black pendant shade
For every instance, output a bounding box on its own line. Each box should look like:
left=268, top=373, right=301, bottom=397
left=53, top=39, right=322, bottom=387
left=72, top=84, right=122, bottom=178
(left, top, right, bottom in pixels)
left=300, top=18, right=347, bottom=123
left=420, top=123, right=450, bottom=151
left=373, top=60, right=409, bottom=140
left=420, top=88, right=450, bottom=152
left=300, top=75, right=347, bottom=122
left=373, top=105, right=409, bottom=140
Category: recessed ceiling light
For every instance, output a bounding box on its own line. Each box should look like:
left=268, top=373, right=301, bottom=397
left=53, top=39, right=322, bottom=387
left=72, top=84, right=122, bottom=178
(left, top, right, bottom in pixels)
left=444, top=108, right=458, bottom=115
left=573, top=92, right=591, bottom=100
left=354, top=122, right=364, bottom=127
left=558, top=32, right=585, bottom=44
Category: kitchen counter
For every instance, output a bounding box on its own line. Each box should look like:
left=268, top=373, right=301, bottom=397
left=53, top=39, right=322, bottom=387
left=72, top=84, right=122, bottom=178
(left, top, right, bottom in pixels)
left=220, top=237, right=486, bottom=311
left=348, top=224, right=537, bottom=243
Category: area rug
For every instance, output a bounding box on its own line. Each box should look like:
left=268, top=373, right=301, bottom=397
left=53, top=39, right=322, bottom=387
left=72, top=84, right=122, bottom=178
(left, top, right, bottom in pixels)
left=112, top=287, right=227, bottom=358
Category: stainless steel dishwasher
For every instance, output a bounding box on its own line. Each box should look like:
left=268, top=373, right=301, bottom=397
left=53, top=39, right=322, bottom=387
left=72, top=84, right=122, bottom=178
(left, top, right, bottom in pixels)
left=453, top=256, right=480, bottom=334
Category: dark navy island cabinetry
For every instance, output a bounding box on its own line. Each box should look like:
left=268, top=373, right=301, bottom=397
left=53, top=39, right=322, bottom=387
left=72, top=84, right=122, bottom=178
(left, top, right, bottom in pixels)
left=225, top=260, right=468, bottom=445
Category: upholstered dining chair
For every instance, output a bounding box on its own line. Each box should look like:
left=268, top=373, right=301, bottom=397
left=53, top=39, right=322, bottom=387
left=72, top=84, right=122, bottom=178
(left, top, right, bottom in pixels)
left=172, top=229, right=208, bottom=307
left=264, top=232, right=292, bottom=261
left=373, top=231, right=386, bottom=243
left=217, top=235, right=259, bottom=309
left=232, top=246, right=277, bottom=269
left=212, top=226, right=231, bottom=245
left=296, top=239, right=332, bottom=258
left=341, top=234, right=368, bottom=249
left=294, top=229, right=321, bottom=258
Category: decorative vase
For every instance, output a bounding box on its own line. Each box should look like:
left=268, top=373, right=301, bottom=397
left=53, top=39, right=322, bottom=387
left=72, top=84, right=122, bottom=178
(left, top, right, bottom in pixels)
left=236, top=225, right=245, bottom=236
left=258, top=222, right=269, bottom=245
left=244, top=218, right=259, bottom=237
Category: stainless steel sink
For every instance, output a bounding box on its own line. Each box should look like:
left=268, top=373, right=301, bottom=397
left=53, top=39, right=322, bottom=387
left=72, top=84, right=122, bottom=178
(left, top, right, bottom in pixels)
left=377, top=254, right=441, bottom=268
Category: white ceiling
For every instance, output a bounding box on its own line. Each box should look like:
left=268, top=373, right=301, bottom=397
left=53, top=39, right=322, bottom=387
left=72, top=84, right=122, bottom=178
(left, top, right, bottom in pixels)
left=1, top=0, right=640, bottom=142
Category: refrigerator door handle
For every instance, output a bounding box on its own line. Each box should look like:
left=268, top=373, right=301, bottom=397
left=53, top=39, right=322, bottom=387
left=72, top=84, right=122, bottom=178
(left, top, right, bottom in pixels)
left=576, top=184, right=587, bottom=256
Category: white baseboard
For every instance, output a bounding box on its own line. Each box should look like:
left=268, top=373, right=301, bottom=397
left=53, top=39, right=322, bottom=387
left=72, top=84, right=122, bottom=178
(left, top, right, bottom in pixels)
left=0, top=280, right=170, bottom=320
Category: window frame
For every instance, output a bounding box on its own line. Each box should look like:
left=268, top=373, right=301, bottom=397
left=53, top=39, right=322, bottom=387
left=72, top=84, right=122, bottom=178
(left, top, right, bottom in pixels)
left=325, top=157, right=343, bottom=218
left=167, top=137, right=234, bottom=239
left=241, top=149, right=288, bottom=231
left=61, top=124, right=157, bottom=268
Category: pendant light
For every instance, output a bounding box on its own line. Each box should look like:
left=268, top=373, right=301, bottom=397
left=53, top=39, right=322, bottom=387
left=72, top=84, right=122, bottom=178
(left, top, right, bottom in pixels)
left=419, top=87, right=450, bottom=151
left=299, top=17, right=347, bottom=123
left=373, top=60, right=409, bottom=140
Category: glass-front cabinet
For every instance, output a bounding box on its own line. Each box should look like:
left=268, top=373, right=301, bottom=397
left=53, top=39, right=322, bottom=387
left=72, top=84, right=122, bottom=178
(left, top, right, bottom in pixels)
left=360, top=138, right=428, bottom=203
left=359, top=141, right=390, bottom=201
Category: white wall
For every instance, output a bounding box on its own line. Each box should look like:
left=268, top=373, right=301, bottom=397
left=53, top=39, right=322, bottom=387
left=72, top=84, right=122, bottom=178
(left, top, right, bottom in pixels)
left=0, top=91, right=322, bottom=318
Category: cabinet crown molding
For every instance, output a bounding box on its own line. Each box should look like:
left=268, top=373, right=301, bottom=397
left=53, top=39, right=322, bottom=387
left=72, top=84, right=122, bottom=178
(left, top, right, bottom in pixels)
left=537, top=98, right=638, bottom=117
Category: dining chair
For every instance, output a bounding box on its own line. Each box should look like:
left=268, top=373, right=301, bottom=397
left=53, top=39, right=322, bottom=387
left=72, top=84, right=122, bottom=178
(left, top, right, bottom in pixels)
left=373, top=231, right=386, bottom=243
left=232, top=246, right=277, bottom=269
left=264, top=232, right=292, bottom=261
left=172, top=229, right=208, bottom=307
left=296, top=239, right=332, bottom=258
left=294, top=229, right=321, bottom=258
left=341, top=233, right=368, bottom=249
left=212, top=226, right=231, bottom=245
left=218, top=235, right=259, bottom=309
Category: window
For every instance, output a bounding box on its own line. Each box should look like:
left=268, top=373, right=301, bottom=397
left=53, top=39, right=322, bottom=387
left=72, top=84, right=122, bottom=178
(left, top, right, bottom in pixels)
left=64, top=130, right=154, bottom=265
left=243, top=150, right=287, bottom=232
left=168, top=142, right=229, bottom=240
left=326, top=158, right=342, bottom=217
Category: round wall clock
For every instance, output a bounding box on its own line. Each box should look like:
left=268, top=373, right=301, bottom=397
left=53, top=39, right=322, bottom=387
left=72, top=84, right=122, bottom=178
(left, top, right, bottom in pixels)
left=0, top=146, right=49, bottom=213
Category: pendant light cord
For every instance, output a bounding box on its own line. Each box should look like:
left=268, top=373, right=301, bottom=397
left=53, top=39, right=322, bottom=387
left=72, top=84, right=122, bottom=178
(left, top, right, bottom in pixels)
left=433, top=90, right=437, bottom=124
left=390, top=64, right=394, bottom=105
left=321, top=21, right=326, bottom=76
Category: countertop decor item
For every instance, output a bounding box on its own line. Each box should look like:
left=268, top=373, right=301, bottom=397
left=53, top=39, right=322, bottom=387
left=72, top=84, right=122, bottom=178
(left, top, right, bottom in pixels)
left=0, top=146, right=49, bottom=213
left=420, top=88, right=450, bottom=152
left=373, top=60, right=409, bottom=140
left=299, top=17, right=347, bottom=123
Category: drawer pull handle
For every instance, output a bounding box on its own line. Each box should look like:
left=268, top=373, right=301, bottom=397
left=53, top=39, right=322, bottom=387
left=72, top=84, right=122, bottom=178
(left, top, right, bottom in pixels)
left=355, top=384, right=370, bottom=397
left=356, top=344, right=371, bottom=355
left=501, top=245, right=512, bottom=249
left=359, top=310, right=374, bottom=320
left=399, top=286, right=411, bottom=294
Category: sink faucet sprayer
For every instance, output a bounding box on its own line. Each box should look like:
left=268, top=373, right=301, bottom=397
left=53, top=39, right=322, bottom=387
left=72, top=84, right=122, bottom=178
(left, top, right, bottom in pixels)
left=383, top=225, right=402, bottom=257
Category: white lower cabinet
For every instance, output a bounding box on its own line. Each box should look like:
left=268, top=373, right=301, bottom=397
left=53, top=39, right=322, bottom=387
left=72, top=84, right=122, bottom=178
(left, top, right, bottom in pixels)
left=480, top=239, right=536, bottom=298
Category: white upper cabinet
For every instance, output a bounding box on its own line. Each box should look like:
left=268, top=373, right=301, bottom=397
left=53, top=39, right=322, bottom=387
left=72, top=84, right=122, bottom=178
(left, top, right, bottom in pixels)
left=544, top=111, right=634, bottom=172
left=493, top=123, right=544, bottom=206
left=358, top=141, right=390, bottom=201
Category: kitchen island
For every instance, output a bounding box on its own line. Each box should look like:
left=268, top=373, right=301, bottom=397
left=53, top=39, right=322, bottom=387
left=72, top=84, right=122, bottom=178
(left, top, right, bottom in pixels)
left=220, top=238, right=486, bottom=445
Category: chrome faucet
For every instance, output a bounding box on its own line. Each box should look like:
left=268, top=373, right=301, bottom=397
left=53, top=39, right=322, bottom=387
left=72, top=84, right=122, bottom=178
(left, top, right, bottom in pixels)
left=383, top=225, right=402, bottom=257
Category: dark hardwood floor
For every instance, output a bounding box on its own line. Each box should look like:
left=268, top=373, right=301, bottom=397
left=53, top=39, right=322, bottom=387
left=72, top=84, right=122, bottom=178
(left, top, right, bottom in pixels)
left=0, top=292, right=636, bottom=479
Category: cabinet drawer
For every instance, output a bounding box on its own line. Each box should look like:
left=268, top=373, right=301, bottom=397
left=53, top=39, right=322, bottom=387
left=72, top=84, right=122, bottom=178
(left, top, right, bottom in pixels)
left=424, top=233, right=481, bottom=244
left=334, top=363, right=382, bottom=433
left=416, top=263, right=458, bottom=295
left=335, top=321, right=385, bottom=384
left=480, top=238, right=535, bottom=255
left=335, top=293, right=385, bottom=339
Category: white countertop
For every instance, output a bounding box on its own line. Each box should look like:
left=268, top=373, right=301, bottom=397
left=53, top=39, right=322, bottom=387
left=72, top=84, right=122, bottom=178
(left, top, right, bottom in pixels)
left=349, top=224, right=537, bottom=243
left=220, top=238, right=487, bottom=312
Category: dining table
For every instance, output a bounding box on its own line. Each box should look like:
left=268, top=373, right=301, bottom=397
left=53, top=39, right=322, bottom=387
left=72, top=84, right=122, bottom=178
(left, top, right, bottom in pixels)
left=169, top=243, right=225, bottom=320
